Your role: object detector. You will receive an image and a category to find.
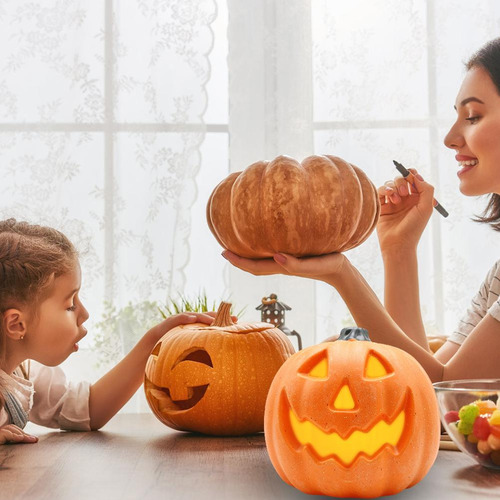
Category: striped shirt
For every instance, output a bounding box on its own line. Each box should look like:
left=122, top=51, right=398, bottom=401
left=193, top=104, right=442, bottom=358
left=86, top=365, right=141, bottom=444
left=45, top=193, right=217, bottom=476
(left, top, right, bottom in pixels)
left=448, top=260, right=500, bottom=345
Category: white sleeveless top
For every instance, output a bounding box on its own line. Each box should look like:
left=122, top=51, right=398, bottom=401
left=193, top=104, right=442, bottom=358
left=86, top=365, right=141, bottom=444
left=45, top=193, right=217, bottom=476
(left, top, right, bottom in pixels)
left=0, top=361, right=90, bottom=431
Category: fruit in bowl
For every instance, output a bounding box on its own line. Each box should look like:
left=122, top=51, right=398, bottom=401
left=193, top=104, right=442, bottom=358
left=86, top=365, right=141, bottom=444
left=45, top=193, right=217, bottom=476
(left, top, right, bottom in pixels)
left=434, top=379, right=500, bottom=469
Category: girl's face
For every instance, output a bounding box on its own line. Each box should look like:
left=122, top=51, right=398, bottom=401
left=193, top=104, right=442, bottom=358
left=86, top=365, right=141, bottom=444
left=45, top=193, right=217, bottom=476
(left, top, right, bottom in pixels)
left=27, top=262, right=89, bottom=366
left=444, top=66, right=500, bottom=196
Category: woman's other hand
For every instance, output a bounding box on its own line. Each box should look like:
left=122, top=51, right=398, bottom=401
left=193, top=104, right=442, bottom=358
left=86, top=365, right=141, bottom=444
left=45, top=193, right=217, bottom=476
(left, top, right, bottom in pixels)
left=376, top=169, right=435, bottom=254
left=222, top=250, right=348, bottom=283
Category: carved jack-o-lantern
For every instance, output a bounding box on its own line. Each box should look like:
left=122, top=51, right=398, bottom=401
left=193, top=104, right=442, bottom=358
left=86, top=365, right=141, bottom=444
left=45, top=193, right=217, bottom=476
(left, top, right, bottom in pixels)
left=144, top=302, right=295, bottom=436
left=264, top=328, right=440, bottom=498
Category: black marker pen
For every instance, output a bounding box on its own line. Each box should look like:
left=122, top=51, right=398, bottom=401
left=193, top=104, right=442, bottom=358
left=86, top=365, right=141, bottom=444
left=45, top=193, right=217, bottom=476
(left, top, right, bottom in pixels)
left=393, top=160, right=449, bottom=218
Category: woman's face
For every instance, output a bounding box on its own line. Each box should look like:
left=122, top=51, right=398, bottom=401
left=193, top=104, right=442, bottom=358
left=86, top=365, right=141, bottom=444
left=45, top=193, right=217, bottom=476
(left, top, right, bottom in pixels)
left=444, top=66, right=500, bottom=196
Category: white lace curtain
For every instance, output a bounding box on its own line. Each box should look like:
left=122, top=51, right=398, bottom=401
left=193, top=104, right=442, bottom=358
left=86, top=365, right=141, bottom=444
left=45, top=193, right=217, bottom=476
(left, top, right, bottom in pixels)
left=1, top=0, right=500, bottom=411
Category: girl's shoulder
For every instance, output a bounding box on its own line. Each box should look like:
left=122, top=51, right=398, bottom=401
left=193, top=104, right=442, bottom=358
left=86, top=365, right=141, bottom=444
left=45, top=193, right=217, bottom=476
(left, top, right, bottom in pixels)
left=27, top=361, right=69, bottom=387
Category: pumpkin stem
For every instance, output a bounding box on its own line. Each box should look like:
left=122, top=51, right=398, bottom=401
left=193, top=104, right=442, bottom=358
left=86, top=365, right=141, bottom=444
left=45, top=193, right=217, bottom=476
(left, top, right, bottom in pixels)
left=338, top=327, right=371, bottom=342
left=211, top=302, right=234, bottom=327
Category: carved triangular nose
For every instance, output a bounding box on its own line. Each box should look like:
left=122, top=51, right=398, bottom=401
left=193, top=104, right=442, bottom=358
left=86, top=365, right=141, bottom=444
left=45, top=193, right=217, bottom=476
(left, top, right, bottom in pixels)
left=333, top=384, right=355, bottom=410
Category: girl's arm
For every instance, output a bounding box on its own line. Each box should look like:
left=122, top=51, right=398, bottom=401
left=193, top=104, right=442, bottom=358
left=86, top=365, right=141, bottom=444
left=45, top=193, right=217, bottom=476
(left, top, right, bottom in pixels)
left=88, top=313, right=214, bottom=430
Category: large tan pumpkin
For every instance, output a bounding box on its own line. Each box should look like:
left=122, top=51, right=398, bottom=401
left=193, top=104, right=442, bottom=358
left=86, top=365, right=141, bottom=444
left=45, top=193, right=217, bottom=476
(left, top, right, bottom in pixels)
left=144, top=302, right=295, bottom=436
left=206, top=154, right=380, bottom=258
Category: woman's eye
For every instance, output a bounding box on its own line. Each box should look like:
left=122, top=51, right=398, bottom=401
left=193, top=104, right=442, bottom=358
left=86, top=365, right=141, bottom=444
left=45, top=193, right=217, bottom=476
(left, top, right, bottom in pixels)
left=465, top=116, right=480, bottom=124
left=67, top=305, right=76, bottom=312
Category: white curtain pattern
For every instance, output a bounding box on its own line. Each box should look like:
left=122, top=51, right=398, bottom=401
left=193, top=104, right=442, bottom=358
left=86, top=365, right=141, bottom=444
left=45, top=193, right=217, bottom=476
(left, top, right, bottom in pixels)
left=1, top=0, right=500, bottom=413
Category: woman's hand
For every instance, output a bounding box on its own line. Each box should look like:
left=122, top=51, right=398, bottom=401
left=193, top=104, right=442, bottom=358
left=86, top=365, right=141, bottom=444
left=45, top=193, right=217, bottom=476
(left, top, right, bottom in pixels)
left=0, top=424, right=38, bottom=445
left=376, top=169, right=435, bottom=254
left=222, top=250, right=348, bottom=283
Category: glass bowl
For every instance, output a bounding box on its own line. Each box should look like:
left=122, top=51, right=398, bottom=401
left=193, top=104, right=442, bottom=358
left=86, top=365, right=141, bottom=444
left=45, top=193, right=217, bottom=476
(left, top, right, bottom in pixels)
left=434, top=379, right=500, bottom=469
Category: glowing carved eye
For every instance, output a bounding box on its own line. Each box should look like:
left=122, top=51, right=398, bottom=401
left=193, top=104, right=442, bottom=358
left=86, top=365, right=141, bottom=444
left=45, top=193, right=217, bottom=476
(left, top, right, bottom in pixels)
left=299, top=351, right=328, bottom=379
left=364, top=351, right=393, bottom=379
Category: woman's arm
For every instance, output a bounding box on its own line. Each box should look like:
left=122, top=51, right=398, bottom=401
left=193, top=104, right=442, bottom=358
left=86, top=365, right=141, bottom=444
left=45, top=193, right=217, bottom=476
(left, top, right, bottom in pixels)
left=329, top=260, right=500, bottom=380
left=441, top=313, right=500, bottom=380
left=325, top=258, right=445, bottom=381
left=381, top=249, right=429, bottom=351
left=434, top=340, right=460, bottom=363
left=224, top=250, right=443, bottom=381
left=88, top=313, right=214, bottom=430
left=375, top=171, right=435, bottom=350
left=224, top=250, right=500, bottom=382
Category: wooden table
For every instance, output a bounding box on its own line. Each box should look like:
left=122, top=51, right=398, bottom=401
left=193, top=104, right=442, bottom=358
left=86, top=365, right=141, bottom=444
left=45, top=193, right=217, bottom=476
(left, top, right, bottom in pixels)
left=1, top=413, right=500, bottom=499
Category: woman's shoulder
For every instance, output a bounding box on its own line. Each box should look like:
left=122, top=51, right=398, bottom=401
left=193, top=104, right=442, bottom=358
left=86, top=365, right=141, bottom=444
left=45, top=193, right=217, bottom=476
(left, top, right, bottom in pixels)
left=475, top=259, right=500, bottom=300
left=481, top=259, right=500, bottom=281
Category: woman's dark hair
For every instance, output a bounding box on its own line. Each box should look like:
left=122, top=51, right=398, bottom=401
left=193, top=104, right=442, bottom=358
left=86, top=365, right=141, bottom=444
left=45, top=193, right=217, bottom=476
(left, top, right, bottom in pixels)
left=467, top=38, right=500, bottom=230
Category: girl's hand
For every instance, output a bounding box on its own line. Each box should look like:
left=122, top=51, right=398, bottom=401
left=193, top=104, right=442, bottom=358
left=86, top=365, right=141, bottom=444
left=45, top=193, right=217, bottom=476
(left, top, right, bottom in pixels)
left=376, top=169, right=435, bottom=254
left=145, top=311, right=239, bottom=343
left=222, top=250, right=348, bottom=283
left=0, top=424, right=38, bottom=445
left=146, top=313, right=218, bottom=343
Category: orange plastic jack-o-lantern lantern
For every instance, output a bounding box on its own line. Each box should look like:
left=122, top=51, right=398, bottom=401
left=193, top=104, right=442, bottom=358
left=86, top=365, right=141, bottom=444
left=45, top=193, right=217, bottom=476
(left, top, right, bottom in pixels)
left=264, top=328, right=440, bottom=498
left=144, top=302, right=295, bottom=436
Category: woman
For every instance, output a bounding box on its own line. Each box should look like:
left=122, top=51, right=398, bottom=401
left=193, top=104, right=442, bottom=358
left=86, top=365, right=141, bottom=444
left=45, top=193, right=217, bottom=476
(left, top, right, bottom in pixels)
left=222, top=37, right=500, bottom=383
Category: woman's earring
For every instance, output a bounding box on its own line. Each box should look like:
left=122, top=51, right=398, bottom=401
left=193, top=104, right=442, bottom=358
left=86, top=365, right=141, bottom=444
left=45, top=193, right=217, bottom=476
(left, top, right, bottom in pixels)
left=19, top=334, right=24, bottom=340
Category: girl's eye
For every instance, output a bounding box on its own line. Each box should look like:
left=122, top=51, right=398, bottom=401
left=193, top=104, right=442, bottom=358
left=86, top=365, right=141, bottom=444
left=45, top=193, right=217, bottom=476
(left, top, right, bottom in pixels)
left=466, top=116, right=480, bottom=124
left=67, top=305, right=77, bottom=312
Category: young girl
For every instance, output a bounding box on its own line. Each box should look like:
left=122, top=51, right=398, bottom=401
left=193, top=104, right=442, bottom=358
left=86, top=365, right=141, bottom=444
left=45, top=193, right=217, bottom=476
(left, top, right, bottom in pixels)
left=0, top=218, right=214, bottom=444
left=222, top=37, right=500, bottom=383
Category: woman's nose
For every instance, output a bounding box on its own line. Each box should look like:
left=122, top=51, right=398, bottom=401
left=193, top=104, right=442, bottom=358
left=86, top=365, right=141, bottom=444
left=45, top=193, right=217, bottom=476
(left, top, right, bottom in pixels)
left=444, top=122, right=464, bottom=150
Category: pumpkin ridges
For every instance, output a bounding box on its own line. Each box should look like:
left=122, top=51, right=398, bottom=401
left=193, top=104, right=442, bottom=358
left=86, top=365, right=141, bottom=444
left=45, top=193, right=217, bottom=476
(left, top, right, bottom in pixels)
left=231, top=161, right=270, bottom=256
left=206, top=185, right=225, bottom=250
left=208, top=172, right=256, bottom=257
left=338, top=164, right=379, bottom=252
left=301, top=156, right=341, bottom=255
left=323, top=155, right=364, bottom=250
left=260, top=156, right=309, bottom=255
left=246, top=332, right=262, bottom=429
left=326, top=156, right=349, bottom=251
left=256, top=158, right=279, bottom=255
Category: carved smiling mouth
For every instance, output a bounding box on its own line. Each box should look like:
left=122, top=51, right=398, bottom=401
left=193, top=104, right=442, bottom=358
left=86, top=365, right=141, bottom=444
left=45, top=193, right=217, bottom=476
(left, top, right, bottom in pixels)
left=150, top=384, right=209, bottom=412
left=282, top=390, right=411, bottom=467
left=146, top=347, right=213, bottom=413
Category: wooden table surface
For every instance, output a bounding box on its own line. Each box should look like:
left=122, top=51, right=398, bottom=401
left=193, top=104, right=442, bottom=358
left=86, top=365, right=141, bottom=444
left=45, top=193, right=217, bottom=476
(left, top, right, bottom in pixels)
left=1, top=413, right=500, bottom=500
